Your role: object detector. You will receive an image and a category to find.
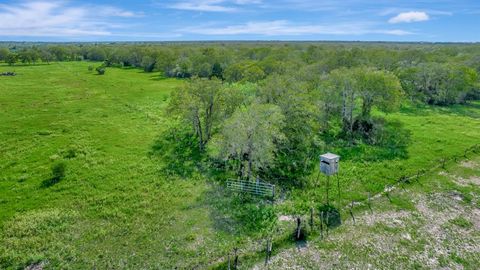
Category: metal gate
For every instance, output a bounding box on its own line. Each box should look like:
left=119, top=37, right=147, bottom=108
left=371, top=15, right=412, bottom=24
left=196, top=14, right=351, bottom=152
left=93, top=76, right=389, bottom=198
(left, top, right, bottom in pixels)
left=226, top=179, right=275, bottom=198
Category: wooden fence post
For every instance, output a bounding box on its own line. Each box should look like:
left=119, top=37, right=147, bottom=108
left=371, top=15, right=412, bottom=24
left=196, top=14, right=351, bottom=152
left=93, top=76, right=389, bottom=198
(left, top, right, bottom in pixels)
left=310, top=207, right=314, bottom=230
left=296, top=217, right=301, bottom=240
left=320, top=212, right=324, bottom=239
left=228, top=253, right=231, bottom=270
left=349, top=201, right=356, bottom=225
left=368, top=192, right=373, bottom=214
left=386, top=191, right=392, bottom=203
left=264, top=239, right=269, bottom=266
left=325, top=212, right=329, bottom=238
left=233, top=248, right=238, bottom=270
left=264, top=238, right=272, bottom=266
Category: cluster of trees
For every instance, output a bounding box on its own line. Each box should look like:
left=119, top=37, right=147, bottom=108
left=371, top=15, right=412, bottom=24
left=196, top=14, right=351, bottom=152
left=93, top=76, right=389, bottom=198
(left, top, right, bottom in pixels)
left=160, top=43, right=478, bottom=182
left=397, top=63, right=478, bottom=105
left=169, top=65, right=404, bottom=182
left=1, top=42, right=479, bottom=105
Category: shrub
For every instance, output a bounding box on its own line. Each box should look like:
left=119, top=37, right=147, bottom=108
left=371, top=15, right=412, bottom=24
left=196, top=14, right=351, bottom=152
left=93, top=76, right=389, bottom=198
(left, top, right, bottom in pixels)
left=88, top=65, right=94, bottom=71
left=318, top=204, right=341, bottom=228
left=50, top=162, right=66, bottom=185
left=96, top=66, right=106, bottom=75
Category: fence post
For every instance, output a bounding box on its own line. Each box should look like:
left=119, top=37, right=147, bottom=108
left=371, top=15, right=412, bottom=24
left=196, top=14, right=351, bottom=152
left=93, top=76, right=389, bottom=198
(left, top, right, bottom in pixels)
left=264, top=238, right=272, bottom=266
left=320, top=212, right=324, bottom=239
left=310, top=207, right=314, bottom=230
left=264, top=239, right=269, bottom=266
left=296, top=217, right=301, bottom=240
left=228, top=253, right=231, bottom=270
left=368, top=192, right=373, bottom=214
left=349, top=201, right=356, bottom=225
left=233, top=248, right=238, bottom=270
left=385, top=190, right=392, bottom=203
left=325, top=212, right=329, bottom=238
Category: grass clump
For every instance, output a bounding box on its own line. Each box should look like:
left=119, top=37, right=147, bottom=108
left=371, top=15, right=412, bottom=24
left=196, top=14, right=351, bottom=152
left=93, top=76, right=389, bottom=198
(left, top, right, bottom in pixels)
left=41, top=162, right=66, bottom=187
left=449, top=217, right=473, bottom=229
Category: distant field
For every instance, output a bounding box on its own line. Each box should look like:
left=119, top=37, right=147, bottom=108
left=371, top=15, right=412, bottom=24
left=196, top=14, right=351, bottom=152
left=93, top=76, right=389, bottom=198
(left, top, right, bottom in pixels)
left=0, top=62, right=479, bottom=269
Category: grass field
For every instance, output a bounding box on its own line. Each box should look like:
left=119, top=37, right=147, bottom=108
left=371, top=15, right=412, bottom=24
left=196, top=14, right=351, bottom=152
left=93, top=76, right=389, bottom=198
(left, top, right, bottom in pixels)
left=0, top=62, right=242, bottom=269
left=1, top=62, right=479, bottom=269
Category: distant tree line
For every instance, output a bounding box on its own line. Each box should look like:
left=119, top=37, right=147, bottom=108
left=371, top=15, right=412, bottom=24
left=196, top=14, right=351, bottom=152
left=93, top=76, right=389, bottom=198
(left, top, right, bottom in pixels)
left=1, top=42, right=478, bottom=105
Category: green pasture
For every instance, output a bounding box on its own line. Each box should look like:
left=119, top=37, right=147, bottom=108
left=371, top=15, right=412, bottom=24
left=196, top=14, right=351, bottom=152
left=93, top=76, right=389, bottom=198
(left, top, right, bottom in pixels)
left=0, top=62, right=479, bottom=269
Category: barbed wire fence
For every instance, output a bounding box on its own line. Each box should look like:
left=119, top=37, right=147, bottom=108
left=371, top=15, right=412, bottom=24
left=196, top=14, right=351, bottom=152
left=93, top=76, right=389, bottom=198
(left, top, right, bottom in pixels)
left=217, top=143, right=480, bottom=269
left=343, top=143, right=479, bottom=216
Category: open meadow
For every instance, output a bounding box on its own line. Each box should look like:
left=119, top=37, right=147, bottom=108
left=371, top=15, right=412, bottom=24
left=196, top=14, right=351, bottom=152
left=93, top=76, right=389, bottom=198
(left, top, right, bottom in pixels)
left=0, top=62, right=240, bottom=269
left=1, top=61, right=479, bottom=269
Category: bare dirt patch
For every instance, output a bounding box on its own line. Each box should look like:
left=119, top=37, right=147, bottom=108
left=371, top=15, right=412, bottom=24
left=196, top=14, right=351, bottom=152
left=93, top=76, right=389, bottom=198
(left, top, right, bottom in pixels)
left=460, top=160, right=478, bottom=169
left=258, top=190, right=480, bottom=269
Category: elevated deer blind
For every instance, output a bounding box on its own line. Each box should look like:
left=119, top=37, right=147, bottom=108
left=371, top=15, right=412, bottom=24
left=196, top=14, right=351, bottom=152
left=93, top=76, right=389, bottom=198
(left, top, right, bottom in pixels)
left=226, top=179, right=275, bottom=198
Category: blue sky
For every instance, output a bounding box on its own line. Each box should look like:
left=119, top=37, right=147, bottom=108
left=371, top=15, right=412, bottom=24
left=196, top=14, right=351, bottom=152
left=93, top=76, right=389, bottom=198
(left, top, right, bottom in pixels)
left=0, top=0, right=478, bottom=42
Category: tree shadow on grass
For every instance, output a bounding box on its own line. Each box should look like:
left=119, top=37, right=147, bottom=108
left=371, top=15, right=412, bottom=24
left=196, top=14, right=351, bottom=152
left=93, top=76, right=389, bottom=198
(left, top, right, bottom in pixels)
left=439, top=102, right=480, bottom=119
left=40, top=177, right=62, bottom=188
left=335, top=119, right=412, bottom=162
left=399, top=102, right=480, bottom=119
left=148, top=124, right=203, bottom=178
left=194, top=183, right=277, bottom=237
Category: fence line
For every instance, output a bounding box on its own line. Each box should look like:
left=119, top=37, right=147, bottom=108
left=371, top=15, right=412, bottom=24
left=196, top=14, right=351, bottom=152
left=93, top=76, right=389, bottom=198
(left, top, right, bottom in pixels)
left=344, top=143, right=480, bottom=212
left=212, top=144, right=480, bottom=269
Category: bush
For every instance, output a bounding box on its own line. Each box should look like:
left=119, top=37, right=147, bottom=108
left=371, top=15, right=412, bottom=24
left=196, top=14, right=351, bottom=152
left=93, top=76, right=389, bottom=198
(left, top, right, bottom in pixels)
left=51, top=162, right=66, bottom=181
left=96, top=66, right=106, bottom=75
left=88, top=65, right=94, bottom=71
left=318, top=204, right=341, bottom=228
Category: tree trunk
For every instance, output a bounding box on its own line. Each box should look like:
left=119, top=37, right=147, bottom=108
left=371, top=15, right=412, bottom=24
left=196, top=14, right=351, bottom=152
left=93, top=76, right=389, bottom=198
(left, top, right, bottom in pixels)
left=247, top=152, right=253, bottom=181
left=361, top=96, right=373, bottom=118
left=205, top=102, right=214, bottom=141
left=194, top=112, right=204, bottom=151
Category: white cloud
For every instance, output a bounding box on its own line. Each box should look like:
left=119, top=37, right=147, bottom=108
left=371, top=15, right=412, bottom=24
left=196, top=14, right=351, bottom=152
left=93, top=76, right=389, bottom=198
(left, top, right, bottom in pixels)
left=0, top=1, right=138, bottom=37
left=168, top=0, right=262, bottom=12
left=181, top=20, right=413, bottom=36
left=388, top=11, right=429, bottom=24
